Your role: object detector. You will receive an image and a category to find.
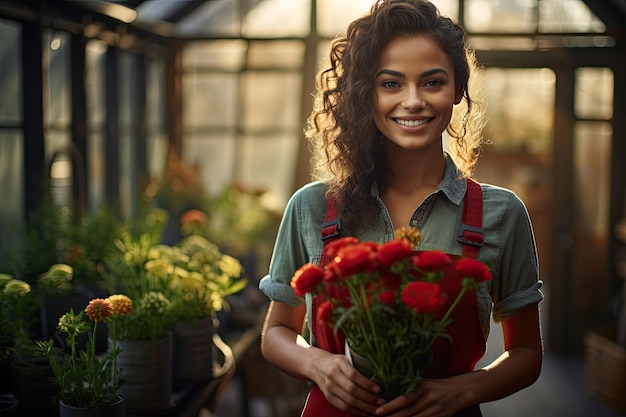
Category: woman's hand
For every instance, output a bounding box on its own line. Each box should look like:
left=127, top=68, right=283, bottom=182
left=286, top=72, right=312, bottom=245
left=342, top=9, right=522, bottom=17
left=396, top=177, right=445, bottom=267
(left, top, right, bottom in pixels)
left=311, top=350, right=384, bottom=416
left=373, top=378, right=466, bottom=417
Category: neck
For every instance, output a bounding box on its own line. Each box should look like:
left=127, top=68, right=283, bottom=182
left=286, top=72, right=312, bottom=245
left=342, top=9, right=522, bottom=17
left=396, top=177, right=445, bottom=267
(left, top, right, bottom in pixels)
left=380, top=147, right=446, bottom=194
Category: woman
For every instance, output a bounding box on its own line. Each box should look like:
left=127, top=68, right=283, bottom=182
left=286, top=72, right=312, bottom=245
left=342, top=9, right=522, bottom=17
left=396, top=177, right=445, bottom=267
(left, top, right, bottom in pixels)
left=259, top=1, right=543, bottom=416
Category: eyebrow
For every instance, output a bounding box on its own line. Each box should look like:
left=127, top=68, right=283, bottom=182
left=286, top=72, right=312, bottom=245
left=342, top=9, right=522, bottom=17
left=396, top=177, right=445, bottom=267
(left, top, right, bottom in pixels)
left=375, top=68, right=450, bottom=79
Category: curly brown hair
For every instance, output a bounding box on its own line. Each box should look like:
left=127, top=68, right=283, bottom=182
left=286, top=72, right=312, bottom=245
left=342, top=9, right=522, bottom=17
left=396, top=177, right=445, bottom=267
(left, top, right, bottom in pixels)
left=306, top=0, right=486, bottom=231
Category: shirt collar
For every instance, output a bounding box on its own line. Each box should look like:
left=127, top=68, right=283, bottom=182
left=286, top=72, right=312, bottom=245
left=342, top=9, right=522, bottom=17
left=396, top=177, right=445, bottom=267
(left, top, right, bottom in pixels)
left=370, top=153, right=466, bottom=206
left=439, top=153, right=466, bottom=206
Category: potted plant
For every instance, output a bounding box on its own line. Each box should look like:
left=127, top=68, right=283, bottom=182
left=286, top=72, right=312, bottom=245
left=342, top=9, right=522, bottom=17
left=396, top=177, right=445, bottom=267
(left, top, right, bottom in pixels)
left=35, top=298, right=126, bottom=416
left=161, top=234, right=246, bottom=382
left=101, top=211, right=176, bottom=414
left=0, top=274, right=58, bottom=416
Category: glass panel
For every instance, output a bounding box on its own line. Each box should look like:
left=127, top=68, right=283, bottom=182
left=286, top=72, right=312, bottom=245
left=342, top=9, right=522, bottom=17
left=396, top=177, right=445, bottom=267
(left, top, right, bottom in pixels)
left=242, top=0, right=310, bottom=37
left=44, top=29, right=71, bottom=128
left=467, top=36, right=538, bottom=50
left=570, top=121, right=610, bottom=322
left=0, top=131, right=24, bottom=267
left=317, top=0, right=371, bottom=37
left=575, top=67, right=613, bottom=120
left=119, top=52, right=141, bottom=217
left=146, top=58, right=168, bottom=181
left=183, top=73, right=238, bottom=128
left=176, top=0, right=240, bottom=37
left=184, top=135, right=237, bottom=196
left=482, top=68, right=555, bottom=154
left=574, top=122, right=611, bottom=234
left=88, top=132, right=105, bottom=212
left=85, top=39, right=107, bottom=211
left=465, top=0, right=536, bottom=33
left=317, top=0, right=459, bottom=37
left=0, top=19, right=21, bottom=124
left=45, top=131, right=71, bottom=168
left=183, top=40, right=247, bottom=71
left=242, top=72, right=302, bottom=130
left=86, top=40, right=107, bottom=127
left=239, top=134, right=299, bottom=207
left=247, top=41, right=305, bottom=69
left=539, top=0, right=605, bottom=33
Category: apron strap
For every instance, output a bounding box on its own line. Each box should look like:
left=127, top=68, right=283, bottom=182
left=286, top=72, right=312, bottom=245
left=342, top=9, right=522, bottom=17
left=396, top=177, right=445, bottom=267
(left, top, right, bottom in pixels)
left=321, top=178, right=484, bottom=259
left=457, top=178, right=484, bottom=259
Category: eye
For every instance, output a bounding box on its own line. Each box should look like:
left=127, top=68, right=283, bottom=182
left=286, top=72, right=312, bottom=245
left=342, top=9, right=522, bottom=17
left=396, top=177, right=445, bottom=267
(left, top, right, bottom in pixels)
left=381, top=80, right=400, bottom=89
left=424, top=79, right=443, bottom=88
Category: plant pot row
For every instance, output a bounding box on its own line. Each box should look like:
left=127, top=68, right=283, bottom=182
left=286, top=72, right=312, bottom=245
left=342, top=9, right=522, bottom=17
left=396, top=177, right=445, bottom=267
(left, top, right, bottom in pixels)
left=2, top=318, right=215, bottom=417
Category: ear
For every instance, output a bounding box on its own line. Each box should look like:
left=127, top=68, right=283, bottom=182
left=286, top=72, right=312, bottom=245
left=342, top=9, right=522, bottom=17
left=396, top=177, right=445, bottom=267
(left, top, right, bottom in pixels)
left=454, top=89, right=463, bottom=105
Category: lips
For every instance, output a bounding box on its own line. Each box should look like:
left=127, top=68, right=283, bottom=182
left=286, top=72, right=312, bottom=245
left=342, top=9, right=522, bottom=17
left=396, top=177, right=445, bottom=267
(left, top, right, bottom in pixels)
left=393, top=118, right=432, bottom=127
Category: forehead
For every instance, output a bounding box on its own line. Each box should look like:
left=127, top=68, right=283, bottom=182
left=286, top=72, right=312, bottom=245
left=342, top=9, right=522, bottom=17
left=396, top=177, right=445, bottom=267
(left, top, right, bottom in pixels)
left=378, top=35, right=454, bottom=73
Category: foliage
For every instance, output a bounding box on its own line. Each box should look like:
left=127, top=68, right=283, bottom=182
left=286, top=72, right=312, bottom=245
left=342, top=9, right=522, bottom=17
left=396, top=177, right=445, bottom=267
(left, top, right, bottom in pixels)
left=290, top=227, right=492, bottom=396
left=199, top=184, right=282, bottom=257
left=164, top=234, right=247, bottom=324
left=35, top=298, right=124, bottom=408
left=102, top=209, right=175, bottom=340
left=0, top=274, right=37, bottom=361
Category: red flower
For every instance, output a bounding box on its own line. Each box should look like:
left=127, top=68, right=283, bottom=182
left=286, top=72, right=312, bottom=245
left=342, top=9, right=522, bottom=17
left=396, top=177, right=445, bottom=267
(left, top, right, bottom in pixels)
left=377, top=238, right=414, bottom=266
left=401, top=281, right=445, bottom=313
left=413, top=250, right=451, bottom=272
left=378, top=271, right=401, bottom=292
left=331, top=242, right=378, bottom=277
left=455, top=258, right=492, bottom=282
left=291, top=264, right=325, bottom=296
left=85, top=298, right=114, bottom=323
left=317, top=299, right=334, bottom=327
left=322, top=237, right=359, bottom=262
left=379, top=290, right=397, bottom=307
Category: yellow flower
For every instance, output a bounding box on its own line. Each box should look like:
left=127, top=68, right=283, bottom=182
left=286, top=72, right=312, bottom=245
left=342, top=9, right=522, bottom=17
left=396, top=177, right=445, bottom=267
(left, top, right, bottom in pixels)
left=394, top=226, right=422, bottom=246
left=107, top=294, right=133, bottom=317
left=139, top=291, right=171, bottom=315
left=85, top=298, right=114, bottom=323
left=3, top=279, right=31, bottom=297
left=219, top=254, right=242, bottom=278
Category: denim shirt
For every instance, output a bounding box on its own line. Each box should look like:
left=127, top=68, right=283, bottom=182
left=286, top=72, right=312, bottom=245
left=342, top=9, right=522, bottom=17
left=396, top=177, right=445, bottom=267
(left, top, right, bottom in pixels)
left=259, top=154, right=543, bottom=341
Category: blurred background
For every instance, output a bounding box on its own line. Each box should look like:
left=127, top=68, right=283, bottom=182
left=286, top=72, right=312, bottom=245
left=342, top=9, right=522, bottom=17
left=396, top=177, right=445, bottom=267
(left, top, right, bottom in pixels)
left=0, top=0, right=624, bottom=416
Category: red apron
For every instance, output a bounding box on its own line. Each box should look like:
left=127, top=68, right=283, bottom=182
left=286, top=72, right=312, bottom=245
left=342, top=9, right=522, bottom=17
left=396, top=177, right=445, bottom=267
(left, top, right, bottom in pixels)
left=302, top=179, right=486, bottom=417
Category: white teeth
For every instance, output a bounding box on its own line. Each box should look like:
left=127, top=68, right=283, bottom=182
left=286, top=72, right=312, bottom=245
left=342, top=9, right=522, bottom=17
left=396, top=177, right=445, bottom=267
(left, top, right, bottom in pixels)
left=395, top=118, right=428, bottom=127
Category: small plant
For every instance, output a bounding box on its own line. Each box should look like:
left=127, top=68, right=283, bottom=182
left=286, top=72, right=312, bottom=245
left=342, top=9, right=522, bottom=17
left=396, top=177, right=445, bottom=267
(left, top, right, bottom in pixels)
left=35, top=297, right=127, bottom=408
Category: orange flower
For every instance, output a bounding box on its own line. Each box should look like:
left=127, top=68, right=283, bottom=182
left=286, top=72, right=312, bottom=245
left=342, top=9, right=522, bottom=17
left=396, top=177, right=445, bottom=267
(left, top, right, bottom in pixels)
left=85, top=298, right=114, bottom=323
left=180, top=209, right=207, bottom=226
left=107, top=294, right=133, bottom=317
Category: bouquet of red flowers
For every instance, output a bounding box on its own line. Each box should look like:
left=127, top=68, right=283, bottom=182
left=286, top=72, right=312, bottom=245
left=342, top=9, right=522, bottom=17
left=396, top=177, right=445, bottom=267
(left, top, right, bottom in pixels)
left=290, top=227, right=492, bottom=397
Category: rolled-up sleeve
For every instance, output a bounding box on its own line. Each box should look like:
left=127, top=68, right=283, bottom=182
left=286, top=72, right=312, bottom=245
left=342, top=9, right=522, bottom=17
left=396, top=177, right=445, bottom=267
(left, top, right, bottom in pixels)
left=258, top=182, right=326, bottom=307
left=489, top=190, right=544, bottom=322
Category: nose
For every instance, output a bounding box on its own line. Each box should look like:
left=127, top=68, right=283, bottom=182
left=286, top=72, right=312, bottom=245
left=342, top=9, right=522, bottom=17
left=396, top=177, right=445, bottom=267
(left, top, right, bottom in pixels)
left=401, top=86, right=425, bottom=111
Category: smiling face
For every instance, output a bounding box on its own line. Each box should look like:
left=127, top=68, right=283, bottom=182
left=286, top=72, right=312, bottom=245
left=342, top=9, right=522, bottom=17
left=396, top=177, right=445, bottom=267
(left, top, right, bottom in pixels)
left=373, top=35, right=461, bottom=154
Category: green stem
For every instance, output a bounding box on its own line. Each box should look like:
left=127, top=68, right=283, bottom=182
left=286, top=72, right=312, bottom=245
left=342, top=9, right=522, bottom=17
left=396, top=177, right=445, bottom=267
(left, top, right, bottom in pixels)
left=91, top=322, right=99, bottom=401
left=423, top=287, right=468, bottom=353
